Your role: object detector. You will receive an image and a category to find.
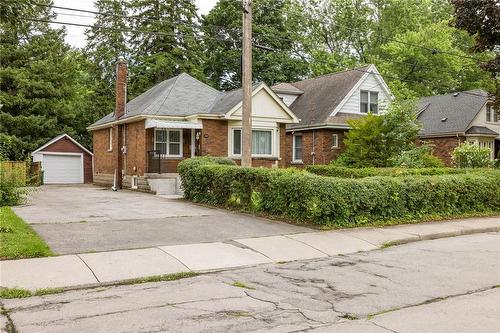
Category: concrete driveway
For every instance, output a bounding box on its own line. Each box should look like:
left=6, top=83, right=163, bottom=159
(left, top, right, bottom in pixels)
left=14, top=185, right=312, bottom=254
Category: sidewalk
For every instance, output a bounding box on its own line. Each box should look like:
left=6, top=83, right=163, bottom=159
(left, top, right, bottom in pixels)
left=1, top=217, right=499, bottom=291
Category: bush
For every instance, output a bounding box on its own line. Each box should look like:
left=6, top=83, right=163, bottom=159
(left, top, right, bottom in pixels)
left=390, top=145, right=444, bottom=168
left=305, top=165, right=464, bottom=178
left=452, top=143, right=492, bottom=168
left=179, top=162, right=500, bottom=227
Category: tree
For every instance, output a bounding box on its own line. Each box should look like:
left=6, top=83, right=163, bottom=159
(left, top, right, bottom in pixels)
left=451, top=0, right=500, bottom=107
left=375, top=22, right=495, bottom=99
left=291, top=0, right=453, bottom=76
left=202, top=0, right=309, bottom=90
left=0, top=0, right=88, bottom=160
left=339, top=101, right=420, bottom=167
left=129, top=0, right=206, bottom=95
left=84, top=0, right=129, bottom=132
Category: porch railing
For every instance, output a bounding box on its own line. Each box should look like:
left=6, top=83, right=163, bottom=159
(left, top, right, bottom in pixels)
left=147, top=150, right=162, bottom=174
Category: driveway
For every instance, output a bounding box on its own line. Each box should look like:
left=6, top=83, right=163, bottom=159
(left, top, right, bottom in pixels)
left=13, top=185, right=312, bottom=255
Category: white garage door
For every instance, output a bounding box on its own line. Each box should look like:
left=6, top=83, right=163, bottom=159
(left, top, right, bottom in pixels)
left=43, top=154, right=83, bottom=184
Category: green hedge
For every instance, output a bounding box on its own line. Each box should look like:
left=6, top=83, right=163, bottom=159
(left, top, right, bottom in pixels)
left=305, top=165, right=471, bottom=178
left=179, top=158, right=500, bottom=227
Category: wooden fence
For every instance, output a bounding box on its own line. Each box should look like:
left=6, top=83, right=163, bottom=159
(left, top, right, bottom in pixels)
left=0, top=161, right=43, bottom=186
left=0, top=161, right=27, bottom=186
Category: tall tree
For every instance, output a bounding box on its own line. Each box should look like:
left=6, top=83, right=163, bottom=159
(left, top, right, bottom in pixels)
left=0, top=0, right=87, bottom=159
left=292, top=0, right=453, bottom=75
left=84, top=0, right=129, bottom=124
left=375, top=22, right=495, bottom=99
left=129, top=0, right=205, bottom=95
left=202, top=0, right=309, bottom=90
left=451, top=0, right=500, bottom=106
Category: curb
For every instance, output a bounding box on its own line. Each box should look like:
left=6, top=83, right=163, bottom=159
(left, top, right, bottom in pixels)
left=384, top=226, right=500, bottom=247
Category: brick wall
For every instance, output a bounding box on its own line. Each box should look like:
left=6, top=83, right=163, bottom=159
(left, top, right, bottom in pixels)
left=418, top=136, right=465, bottom=166
left=124, top=120, right=146, bottom=176
left=285, top=128, right=348, bottom=166
left=200, top=119, right=228, bottom=156
left=41, top=136, right=93, bottom=183
left=93, top=127, right=115, bottom=176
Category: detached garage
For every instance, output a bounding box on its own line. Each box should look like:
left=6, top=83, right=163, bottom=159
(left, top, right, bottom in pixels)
left=32, top=134, right=93, bottom=184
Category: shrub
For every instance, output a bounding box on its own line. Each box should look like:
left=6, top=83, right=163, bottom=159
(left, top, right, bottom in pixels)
left=452, top=143, right=492, bottom=168
left=178, top=157, right=237, bottom=200
left=340, top=101, right=420, bottom=167
left=305, top=165, right=464, bottom=178
left=179, top=162, right=500, bottom=227
left=390, top=145, right=444, bottom=168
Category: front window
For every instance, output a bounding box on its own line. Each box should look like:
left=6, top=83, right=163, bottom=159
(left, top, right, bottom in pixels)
left=360, top=90, right=379, bottom=114
left=154, top=129, right=182, bottom=157
left=486, top=105, right=492, bottom=122
left=232, top=128, right=273, bottom=156
left=293, top=133, right=303, bottom=162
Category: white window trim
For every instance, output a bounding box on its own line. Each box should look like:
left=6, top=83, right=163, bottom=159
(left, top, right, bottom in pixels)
left=292, top=133, right=303, bottom=162
left=229, top=127, right=276, bottom=158
left=331, top=134, right=339, bottom=149
left=486, top=105, right=498, bottom=123
left=108, top=128, right=113, bottom=152
left=153, top=128, right=183, bottom=158
left=360, top=90, right=379, bottom=114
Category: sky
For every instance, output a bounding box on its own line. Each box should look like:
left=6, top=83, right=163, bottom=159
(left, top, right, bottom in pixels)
left=52, top=0, right=218, bottom=48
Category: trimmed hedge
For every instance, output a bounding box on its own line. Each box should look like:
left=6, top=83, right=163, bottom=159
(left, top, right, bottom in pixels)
left=305, top=165, right=471, bottom=178
left=179, top=158, right=500, bottom=227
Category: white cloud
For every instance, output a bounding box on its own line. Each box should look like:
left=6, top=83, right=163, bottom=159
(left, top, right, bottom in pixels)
left=51, top=0, right=217, bottom=48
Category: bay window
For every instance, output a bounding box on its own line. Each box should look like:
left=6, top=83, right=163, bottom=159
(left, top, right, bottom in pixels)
left=154, top=129, right=182, bottom=157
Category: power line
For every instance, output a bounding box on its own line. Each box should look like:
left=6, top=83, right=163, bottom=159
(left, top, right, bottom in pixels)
left=20, top=21, right=490, bottom=99
left=33, top=1, right=489, bottom=64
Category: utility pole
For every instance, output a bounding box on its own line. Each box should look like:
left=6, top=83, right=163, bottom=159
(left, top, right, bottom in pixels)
left=241, top=0, right=252, bottom=167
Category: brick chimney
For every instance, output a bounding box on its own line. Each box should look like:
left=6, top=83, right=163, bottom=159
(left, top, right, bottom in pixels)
left=115, top=58, right=127, bottom=120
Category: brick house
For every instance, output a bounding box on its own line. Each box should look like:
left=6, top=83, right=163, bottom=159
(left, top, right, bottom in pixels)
left=271, top=64, right=393, bottom=166
left=417, top=90, right=499, bottom=165
left=88, top=60, right=299, bottom=191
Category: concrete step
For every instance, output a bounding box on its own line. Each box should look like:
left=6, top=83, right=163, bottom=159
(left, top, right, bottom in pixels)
left=147, top=176, right=183, bottom=196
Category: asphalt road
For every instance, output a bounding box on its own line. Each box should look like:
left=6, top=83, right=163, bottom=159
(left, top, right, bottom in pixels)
left=2, top=232, right=499, bottom=333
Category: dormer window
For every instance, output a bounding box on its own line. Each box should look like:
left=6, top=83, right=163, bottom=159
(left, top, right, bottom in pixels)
left=360, top=90, right=378, bottom=114
left=486, top=105, right=497, bottom=123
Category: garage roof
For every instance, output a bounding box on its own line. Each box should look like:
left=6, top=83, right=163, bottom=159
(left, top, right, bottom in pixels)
left=32, top=134, right=93, bottom=156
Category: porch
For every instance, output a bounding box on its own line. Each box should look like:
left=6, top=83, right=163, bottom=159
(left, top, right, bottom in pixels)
left=145, top=119, right=202, bottom=174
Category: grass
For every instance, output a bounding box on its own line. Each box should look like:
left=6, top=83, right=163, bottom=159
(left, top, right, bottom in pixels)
left=0, top=273, right=198, bottom=299
left=113, top=271, right=199, bottom=286
left=0, top=206, right=54, bottom=260
left=231, top=281, right=255, bottom=290
left=0, top=287, right=64, bottom=299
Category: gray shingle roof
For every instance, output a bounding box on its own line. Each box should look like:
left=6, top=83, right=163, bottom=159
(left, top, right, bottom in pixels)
left=271, top=82, right=304, bottom=94
left=417, top=89, right=489, bottom=136
left=465, top=126, right=498, bottom=136
left=90, top=73, right=223, bottom=127
left=279, top=65, right=370, bottom=127
left=90, top=75, right=270, bottom=128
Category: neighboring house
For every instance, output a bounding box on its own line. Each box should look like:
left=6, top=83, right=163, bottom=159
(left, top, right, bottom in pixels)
left=32, top=134, right=93, bottom=184
left=417, top=89, right=499, bottom=165
left=271, top=64, right=393, bottom=166
left=88, top=60, right=299, bottom=190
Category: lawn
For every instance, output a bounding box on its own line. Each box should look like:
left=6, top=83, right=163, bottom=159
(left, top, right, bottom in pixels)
left=0, top=206, right=53, bottom=260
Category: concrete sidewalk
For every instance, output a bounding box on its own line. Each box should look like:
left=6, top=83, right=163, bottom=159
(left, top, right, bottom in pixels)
left=1, top=217, right=499, bottom=291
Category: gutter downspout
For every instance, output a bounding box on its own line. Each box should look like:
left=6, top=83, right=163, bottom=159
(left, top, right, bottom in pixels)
left=312, top=129, right=316, bottom=165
